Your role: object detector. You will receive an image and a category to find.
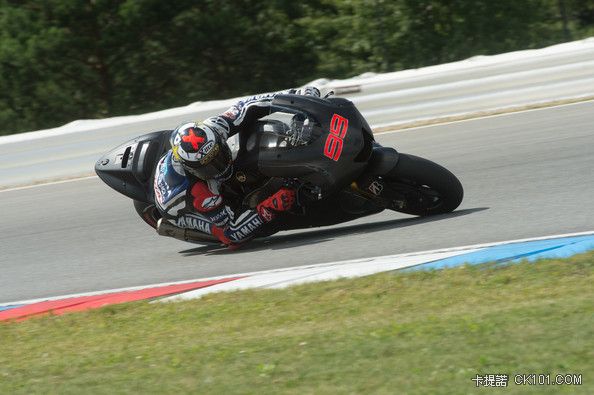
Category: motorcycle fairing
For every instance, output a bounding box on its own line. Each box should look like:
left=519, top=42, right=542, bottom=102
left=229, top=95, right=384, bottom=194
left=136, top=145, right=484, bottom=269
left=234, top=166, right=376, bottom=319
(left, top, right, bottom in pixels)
left=95, top=130, right=172, bottom=203
left=257, top=95, right=374, bottom=195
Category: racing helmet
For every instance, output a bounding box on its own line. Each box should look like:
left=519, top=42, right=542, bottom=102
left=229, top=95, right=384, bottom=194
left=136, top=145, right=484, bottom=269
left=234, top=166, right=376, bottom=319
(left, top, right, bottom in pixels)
left=171, top=121, right=232, bottom=180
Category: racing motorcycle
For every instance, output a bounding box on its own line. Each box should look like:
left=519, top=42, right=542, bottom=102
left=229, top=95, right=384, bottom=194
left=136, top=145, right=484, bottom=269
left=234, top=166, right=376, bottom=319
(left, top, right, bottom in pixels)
left=95, top=94, right=463, bottom=244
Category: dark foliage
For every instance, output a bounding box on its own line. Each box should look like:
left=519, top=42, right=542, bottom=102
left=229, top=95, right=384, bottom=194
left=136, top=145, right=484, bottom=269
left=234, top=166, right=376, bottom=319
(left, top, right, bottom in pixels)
left=0, top=0, right=592, bottom=134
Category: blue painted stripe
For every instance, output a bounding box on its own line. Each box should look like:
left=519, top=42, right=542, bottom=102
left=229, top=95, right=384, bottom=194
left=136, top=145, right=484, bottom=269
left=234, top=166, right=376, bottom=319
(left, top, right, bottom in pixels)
left=0, top=304, right=24, bottom=312
left=409, top=234, right=594, bottom=271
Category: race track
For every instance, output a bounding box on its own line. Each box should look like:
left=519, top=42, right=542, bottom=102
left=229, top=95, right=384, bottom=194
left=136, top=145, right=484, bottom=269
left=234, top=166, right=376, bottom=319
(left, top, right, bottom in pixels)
left=1, top=101, right=593, bottom=303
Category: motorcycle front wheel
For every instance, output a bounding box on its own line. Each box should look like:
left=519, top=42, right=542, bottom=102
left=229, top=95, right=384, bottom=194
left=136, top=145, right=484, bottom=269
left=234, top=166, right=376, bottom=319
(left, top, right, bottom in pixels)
left=383, top=153, right=464, bottom=216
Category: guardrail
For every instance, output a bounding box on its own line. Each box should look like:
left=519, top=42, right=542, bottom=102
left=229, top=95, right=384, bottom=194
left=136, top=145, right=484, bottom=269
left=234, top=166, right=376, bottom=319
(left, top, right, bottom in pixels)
left=1, top=38, right=594, bottom=187
left=319, top=37, right=594, bottom=127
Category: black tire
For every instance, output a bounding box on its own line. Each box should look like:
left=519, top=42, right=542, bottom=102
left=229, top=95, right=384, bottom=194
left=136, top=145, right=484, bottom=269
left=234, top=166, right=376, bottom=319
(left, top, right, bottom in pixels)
left=385, top=153, right=463, bottom=216
left=133, top=200, right=161, bottom=229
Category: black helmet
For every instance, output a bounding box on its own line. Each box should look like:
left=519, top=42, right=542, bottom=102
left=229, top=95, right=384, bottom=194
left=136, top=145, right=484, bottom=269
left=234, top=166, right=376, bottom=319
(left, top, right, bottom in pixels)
left=172, top=122, right=232, bottom=180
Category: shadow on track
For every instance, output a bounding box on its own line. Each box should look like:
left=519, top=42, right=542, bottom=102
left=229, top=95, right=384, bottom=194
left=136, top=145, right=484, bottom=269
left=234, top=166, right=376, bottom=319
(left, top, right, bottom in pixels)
left=178, top=207, right=489, bottom=257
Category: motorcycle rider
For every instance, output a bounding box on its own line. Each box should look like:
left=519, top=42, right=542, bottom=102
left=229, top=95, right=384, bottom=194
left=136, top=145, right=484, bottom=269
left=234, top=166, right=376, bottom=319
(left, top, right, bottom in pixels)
left=154, top=86, right=321, bottom=248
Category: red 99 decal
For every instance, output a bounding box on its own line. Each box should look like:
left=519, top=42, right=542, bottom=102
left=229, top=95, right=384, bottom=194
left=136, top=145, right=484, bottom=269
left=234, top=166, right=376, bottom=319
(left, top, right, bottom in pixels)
left=323, top=114, right=349, bottom=161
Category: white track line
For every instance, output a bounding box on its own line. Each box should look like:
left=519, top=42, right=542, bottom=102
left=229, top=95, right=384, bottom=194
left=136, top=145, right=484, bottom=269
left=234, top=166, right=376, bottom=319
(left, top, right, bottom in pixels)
left=3, top=229, right=594, bottom=308
left=0, top=175, right=98, bottom=193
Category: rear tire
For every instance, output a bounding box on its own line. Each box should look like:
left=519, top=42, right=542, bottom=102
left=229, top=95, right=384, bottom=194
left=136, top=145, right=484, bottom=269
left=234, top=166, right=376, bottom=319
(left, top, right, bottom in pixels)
left=133, top=200, right=161, bottom=229
left=385, top=153, right=463, bottom=216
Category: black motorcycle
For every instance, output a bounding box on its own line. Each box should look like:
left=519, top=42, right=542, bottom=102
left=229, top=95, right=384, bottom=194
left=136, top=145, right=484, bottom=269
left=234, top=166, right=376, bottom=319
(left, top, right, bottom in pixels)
left=95, top=94, right=463, bottom=244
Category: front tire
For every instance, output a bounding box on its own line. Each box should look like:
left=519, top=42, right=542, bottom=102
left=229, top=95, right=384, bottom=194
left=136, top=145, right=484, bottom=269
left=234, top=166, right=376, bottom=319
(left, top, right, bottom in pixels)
left=384, top=153, right=463, bottom=216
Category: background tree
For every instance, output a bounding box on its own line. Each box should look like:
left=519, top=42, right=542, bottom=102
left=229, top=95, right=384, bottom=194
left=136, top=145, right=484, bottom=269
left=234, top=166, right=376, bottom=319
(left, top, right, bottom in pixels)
left=0, top=0, right=319, bottom=134
left=1, top=0, right=593, bottom=135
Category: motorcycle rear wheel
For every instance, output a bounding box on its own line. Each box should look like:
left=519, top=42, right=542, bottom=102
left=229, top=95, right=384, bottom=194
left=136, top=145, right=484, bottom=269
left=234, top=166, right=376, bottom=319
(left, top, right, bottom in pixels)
left=133, top=200, right=161, bottom=229
left=384, top=153, right=463, bottom=216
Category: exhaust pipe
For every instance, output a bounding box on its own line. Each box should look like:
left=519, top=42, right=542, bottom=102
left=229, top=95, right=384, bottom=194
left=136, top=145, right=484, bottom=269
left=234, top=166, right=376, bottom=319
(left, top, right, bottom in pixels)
left=156, top=219, right=218, bottom=244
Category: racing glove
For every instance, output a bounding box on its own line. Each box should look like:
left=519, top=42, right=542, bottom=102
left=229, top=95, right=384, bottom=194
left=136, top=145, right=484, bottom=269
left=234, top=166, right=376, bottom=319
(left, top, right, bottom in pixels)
left=290, top=86, right=321, bottom=97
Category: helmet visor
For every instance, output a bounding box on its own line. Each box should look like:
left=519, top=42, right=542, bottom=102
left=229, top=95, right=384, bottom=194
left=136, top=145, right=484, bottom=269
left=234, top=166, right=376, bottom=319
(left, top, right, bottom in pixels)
left=184, top=143, right=232, bottom=180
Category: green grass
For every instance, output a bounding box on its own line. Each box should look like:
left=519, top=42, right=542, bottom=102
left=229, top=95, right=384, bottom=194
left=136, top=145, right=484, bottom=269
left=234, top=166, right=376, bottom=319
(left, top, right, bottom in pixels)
left=1, top=253, right=593, bottom=394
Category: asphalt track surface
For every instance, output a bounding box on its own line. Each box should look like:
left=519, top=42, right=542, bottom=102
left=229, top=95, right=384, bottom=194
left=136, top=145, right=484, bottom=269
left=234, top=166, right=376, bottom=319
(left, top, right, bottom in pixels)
left=2, top=101, right=594, bottom=303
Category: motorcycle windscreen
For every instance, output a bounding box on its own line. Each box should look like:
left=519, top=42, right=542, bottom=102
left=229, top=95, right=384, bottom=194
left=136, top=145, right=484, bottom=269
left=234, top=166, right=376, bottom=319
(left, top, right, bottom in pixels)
left=256, top=107, right=318, bottom=144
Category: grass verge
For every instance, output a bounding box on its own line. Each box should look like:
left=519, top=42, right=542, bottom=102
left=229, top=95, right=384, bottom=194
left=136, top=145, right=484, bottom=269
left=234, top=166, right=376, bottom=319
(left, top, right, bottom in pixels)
left=1, top=253, right=593, bottom=394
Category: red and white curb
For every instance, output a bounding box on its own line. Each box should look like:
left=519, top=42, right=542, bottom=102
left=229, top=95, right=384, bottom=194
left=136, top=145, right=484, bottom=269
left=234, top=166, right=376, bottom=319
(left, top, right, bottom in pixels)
left=161, top=248, right=478, bottom=302
left=2, top=230, right=594, bottom=321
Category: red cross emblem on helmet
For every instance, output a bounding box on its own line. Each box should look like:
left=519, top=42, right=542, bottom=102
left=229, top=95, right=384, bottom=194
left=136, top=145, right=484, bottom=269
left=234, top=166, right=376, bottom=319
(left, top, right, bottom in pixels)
left=182, top=128, right=205, bottom=150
